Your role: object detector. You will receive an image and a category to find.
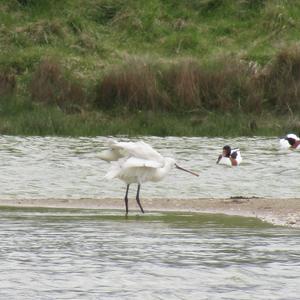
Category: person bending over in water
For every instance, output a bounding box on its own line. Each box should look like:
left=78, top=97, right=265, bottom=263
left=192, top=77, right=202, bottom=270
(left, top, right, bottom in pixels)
left=216, top=145, right=242, bottom=166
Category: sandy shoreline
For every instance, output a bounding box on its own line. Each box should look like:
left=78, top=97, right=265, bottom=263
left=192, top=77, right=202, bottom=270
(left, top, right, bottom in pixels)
left=0, top=197, right=299, bottom=227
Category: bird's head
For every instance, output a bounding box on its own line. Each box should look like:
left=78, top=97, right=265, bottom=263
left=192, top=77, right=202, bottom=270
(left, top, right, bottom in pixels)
left=286, top=137, right=296, bottom=146
left=286, top=133, right=299, bottom=140
left=164, top=157, right=176, bottom=166
left=283, top=133, right=299, bottom=146
left=164, top=157, right=199, bottom=177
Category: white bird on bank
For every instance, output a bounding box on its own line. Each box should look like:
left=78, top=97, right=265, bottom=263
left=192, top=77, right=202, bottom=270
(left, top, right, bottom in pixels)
left=279, top=134, right=300, bottom=150
left=99, top=139, right=199, bottom=215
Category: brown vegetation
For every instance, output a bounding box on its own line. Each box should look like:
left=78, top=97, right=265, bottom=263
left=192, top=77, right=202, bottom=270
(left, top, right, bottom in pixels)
left=94, top=58, right=169, bottom=111
left=260, top=45, right=300, bottom=113
left=163, top=58, right=257, bottom=112
left=29, top=58, right=85, bottom=113
left=29, top=45, right=300, bottom=116
left=95, top=57, right=262, bottom=113
left=0, top=71, right=16, bottom=97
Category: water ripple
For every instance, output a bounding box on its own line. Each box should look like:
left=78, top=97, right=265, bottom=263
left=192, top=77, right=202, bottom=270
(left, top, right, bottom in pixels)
left=0, top=209, right=299, bottom=299
left=0, top=135, right=299, bottom=199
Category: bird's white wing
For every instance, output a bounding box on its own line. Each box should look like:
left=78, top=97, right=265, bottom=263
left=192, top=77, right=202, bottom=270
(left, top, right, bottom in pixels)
left=110, top=141, right=164, bottom=162
left=98, top=149, right=123, bottom=162
left=279, top=138, right=290, bottom=149
left=122, top=157, right=163, bottom=169
left=104, top=157, right=162, bottom=180
left=99, top=139, right=128, bottom=162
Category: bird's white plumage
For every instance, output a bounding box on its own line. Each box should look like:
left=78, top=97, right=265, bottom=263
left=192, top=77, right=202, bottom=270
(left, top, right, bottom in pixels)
left=98, top=139, right=197, bottom=214
left=279, top=134, right=300, bottom=149
left=287, top=133, right=299, bottom=140
left=122, top=157, right=163, bottom=169
left=98, top=149, right=123, bottom=161
left=279, top=138, right=291, bottom=149
left=99, top=140, right=164, bottom=162
left=100, top=140, right=174, bottom=184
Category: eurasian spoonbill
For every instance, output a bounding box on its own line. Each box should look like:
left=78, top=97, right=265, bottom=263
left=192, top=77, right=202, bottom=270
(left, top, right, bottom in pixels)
left=99, top=140, right=199, bottom=214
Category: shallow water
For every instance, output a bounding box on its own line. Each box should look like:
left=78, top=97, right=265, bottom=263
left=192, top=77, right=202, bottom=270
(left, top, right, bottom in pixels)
left=0, top=208, right=299, bottom=300
left=1, top=136, right=299, bottom=299
left=0, top=135, right=299, bottom=199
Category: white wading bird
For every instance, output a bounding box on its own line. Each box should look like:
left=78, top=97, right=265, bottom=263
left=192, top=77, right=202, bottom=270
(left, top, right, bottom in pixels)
left=99, top=140, right=199, bottom=215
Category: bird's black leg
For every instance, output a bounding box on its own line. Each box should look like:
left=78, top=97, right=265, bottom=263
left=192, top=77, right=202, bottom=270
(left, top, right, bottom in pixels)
left=136, top=184, right=144, bottom=214
left=124, top=184, right=130, bottom=215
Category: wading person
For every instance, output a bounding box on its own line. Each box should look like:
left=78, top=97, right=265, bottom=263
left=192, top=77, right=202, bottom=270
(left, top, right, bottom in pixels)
left=216, top=145, right=242, bottom=166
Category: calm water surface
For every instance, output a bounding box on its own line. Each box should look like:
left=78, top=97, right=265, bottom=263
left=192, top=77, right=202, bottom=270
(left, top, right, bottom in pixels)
left=0, top=135, right=299, bottom=199
left=0, top=208, right=299, bottom=300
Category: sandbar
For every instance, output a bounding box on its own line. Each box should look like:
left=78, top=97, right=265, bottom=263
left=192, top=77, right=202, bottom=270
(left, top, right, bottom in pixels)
left=0, top=197, right=299, bottom=227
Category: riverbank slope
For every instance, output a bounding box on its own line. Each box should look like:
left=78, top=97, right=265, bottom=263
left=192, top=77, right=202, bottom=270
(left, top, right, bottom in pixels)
left=1, top=1, right=300, bottom=136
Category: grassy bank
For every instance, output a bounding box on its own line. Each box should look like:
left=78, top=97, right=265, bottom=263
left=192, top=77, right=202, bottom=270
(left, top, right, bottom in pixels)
left=0, top=96, right=298, bottom=136
left=1, top=0, right=300, bottom=136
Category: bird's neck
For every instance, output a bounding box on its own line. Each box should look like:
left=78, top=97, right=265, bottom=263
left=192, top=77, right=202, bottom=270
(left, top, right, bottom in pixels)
left=153, top=162, right=173, bottom=182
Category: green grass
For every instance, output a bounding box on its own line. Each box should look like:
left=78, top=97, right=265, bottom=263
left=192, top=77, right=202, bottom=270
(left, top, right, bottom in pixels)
left=1, top=0, right=300, bottom=77
left=1, top=0, right=300, bottom=136
left=0, top=96, right=297, bottom=137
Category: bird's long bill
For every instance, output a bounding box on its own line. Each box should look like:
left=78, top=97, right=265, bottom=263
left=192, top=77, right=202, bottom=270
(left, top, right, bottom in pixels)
left=175, top=163, right=199, bottom=177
